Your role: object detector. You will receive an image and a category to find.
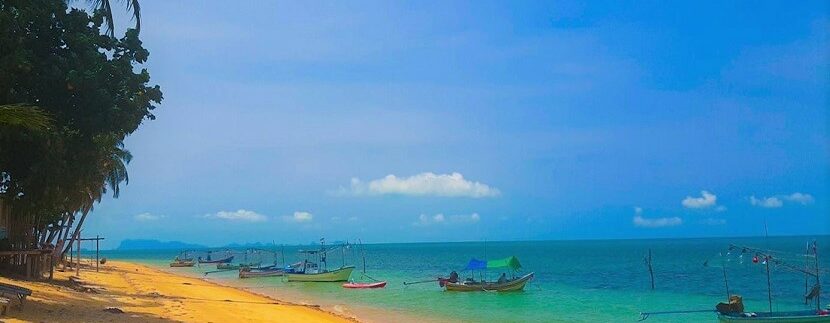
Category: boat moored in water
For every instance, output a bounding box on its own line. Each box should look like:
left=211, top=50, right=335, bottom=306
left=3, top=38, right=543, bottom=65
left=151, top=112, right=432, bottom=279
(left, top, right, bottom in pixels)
left=444, top=272, right=534, bottom=292
left=438, top=256, right=533, bottom=292
left=239, top=267, right=285, bottom=278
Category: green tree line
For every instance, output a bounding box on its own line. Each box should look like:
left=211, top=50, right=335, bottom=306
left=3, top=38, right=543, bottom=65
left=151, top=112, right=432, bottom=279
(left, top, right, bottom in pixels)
left=0, top=0, right=160, bottom=261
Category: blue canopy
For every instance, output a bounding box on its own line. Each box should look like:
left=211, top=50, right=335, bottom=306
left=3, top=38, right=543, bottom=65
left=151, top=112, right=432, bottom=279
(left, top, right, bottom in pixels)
left=463, top=256, right=522, bottom=271
left=463, top=258, right=488, bottom=270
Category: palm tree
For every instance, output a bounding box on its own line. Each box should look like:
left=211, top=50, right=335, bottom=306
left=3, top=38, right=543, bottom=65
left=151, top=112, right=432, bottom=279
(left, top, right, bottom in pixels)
left=86, top=0, right=142, bottom=37
left=60, top=139, right=132, bottom=256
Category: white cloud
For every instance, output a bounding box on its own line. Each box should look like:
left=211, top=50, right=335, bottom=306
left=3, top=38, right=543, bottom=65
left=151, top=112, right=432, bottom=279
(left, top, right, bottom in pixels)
left=784, top=192, right=814, bottom=205
left=749, top=192, right=814, bottom=208
left=343, top=172, right=500, bottom=198
left=749, top=196, right=783, bottom=208
left=633, top=215, right=682, bottom=228
left=682, top=191, right=718, bottom=209
left=414, top=212, right=479, bottom=226
left=134, top=213, right=163, bottom=221
left=632, top=207, right=681, bottom=228
left=205, top=209, right=267, bottom=222
left=282, top=211, right=313, bottom=223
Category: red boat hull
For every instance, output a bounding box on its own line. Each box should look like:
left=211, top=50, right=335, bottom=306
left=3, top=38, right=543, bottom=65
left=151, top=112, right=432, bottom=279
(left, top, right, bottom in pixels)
left=342, top=281, right=387, bottom=289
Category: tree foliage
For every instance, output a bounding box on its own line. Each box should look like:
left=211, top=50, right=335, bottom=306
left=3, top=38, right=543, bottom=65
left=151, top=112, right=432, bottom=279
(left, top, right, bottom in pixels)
left=0, top=0, right=161, bottom=250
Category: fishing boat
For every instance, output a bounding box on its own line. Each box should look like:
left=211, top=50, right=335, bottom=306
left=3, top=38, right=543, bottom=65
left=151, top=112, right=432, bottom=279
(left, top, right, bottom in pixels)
left=169, top=251, right=195, bottom=267
left=217, top=262, right=260, bottom=270
left=441, top=256, right=533, bottom=292
left=197, top=255, right=234, bottom=264
left=445, top=272, right=534, bottom=292
left=718, top=310, right=830, bottom=322
left=639, top=240, right=828, bottom=322
left=169, top=259, right=195, bottom=267
left=343, top=281, right=387, bottom=289
left=285, top=238, right=355, bottom=282
left=342, top=239, right=387, bottom=289
left=239, top=267, right=285, bottom=278
left=286, top=264, right=354, bottom=282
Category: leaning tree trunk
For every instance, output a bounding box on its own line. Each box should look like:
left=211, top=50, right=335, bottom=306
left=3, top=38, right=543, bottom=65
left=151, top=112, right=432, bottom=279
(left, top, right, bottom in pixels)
left=62, top=208, right=90, bottom=256
left=53, top=212, right=75, bottom=258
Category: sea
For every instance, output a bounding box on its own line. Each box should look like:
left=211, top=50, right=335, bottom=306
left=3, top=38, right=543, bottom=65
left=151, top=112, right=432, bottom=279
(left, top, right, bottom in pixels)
left=99, top=235, right=830, bottom=322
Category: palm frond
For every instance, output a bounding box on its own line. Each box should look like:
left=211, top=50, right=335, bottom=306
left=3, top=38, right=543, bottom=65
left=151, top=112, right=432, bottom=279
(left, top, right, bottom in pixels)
left=0, top=104, right=53, bottom=131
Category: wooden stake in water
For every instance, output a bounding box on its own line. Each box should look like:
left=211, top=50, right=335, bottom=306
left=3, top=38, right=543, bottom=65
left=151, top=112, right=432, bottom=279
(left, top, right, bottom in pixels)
left=647, top=249, right=655, bottom=290
left=763, top=219, right=772, bottom=312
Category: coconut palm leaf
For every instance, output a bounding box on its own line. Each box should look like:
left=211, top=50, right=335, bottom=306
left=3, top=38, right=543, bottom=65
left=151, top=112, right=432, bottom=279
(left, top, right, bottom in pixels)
left=0, top=104, right=52, bottom=131
left=88, top=0, right=142, bottom=37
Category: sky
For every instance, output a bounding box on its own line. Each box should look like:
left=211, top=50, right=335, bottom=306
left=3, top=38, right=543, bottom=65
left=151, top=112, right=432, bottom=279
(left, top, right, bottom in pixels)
left=83, top=1, right=829, bottom=249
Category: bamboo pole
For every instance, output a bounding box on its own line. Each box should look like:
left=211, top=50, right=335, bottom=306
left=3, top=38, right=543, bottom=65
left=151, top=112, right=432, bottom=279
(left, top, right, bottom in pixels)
left=647, top=249, right=655, bottom=290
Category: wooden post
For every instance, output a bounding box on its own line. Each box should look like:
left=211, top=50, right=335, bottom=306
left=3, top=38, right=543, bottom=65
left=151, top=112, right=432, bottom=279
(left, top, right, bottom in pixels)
left=76, top=231, right=80, bottom=277
left=95, top=235, right=99, bottom=272
left=647, top=249, right=655, bottom=290
left=25, top=254, right=31, bottom=279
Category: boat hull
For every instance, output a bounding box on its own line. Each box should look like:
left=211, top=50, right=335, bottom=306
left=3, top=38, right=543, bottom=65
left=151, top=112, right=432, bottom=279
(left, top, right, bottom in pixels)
left=342, top=281, right=387, bottom=289
left=169, top=261, right=195, bottom=267
left=217, top=262, right=260, bottom=270
left=718, top=311, right=830, bottom=323
left=239, top=269, right=284, bottom=278
left=444, top=272, right=534, bottom=292
left=198, top=256, right=234, bottom=264
left=286, top=266, right=355, bottom=282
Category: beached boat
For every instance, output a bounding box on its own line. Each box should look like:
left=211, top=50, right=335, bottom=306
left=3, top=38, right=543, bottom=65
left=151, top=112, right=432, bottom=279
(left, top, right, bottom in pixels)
left=239, top=267, right=285, bottom=278
left=197, top=255, right=234, bottom=264
left=169, top=259, right=195, bottom=267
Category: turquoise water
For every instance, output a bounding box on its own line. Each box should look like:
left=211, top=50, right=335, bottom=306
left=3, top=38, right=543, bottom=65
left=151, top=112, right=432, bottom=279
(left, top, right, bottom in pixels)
left=101, top=236, right=830, bottom=322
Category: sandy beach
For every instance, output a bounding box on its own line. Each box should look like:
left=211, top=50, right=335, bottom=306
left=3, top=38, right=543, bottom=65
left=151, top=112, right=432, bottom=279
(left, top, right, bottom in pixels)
left=0, top=261, right=356, bottom=323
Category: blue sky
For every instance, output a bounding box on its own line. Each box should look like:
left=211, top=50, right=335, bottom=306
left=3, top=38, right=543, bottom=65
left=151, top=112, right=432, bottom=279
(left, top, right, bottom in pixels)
left=84, top=1, right=829, bottom=249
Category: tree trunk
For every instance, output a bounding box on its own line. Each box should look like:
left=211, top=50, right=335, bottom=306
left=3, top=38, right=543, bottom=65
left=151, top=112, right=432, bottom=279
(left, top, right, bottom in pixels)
left=62, top=208, right=90, bottom=256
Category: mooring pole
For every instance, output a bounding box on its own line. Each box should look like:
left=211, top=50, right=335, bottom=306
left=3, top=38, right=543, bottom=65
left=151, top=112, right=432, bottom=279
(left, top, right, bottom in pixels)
left=648, top=249, right=655, bottom=290
left=813, top=240, right=821, bottom=310
left=722, top=258, right=730, bottom=300
left=76, top=231, right=81, bottom=277
left=95, top=235, right=99, bottom=272
left=764, top=255, right=772, bottom=312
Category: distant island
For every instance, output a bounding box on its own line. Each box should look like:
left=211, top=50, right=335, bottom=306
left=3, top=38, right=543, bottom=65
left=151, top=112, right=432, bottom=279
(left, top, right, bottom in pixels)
left=116, top=239, right=207, bottom=250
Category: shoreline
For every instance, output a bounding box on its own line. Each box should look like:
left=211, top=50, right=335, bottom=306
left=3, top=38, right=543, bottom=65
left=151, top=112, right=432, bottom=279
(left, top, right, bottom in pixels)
left=0, top=260, right=359, bottom=322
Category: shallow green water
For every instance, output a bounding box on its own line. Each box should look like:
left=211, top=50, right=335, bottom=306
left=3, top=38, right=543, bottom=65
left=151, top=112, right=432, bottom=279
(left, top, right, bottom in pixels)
left=102, top=236, right=830, bottom=322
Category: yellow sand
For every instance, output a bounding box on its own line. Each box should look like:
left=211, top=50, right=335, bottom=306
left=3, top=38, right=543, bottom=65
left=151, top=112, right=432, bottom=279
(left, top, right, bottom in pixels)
left=0, top=260, right=356, bottom=323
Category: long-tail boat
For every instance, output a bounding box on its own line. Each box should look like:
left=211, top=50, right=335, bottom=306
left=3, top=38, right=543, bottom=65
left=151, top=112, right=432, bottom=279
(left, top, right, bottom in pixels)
left=440, top=256, right=534, bottom=292
left=342, top=239, right=387, bottom=289
left=714, top=241, right=829, bottom=322
left=169, top=259, right=195, bottom=267
left=285, top=238, right=354, bottom=282
left=239, top=267, right=285, bottom=278
left=639, top=240, right=829, bottom=322
left=217, top=262, right=260, bottom=270
left=169, top=251, right=195, bottom=267
left=197, top=254, right=234, bottom=264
